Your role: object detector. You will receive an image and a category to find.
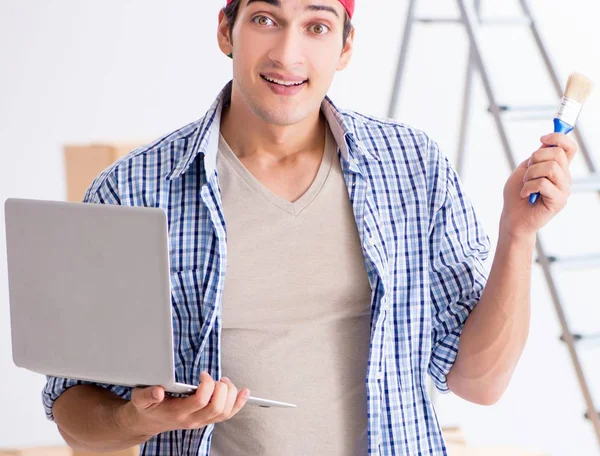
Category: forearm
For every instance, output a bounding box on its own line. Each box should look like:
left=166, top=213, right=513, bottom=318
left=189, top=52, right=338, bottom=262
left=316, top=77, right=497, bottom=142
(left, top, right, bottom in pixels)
left=447, top=223, right=536, bottom=404
left=53, top=385, right=153, bottom=452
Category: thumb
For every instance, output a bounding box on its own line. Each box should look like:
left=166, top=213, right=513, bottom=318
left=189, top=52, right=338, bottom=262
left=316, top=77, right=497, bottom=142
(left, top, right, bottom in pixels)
left=131, top=386, right=165, bottom=410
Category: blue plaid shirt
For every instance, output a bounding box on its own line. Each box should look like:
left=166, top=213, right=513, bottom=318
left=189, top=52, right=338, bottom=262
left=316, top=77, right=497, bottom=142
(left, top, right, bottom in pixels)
left=43, top=81, right=490, bottom=455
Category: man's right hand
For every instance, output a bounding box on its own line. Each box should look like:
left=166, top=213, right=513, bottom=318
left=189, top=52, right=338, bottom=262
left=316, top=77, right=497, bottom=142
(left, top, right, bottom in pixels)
left=125, top=371, right=250, bottom=436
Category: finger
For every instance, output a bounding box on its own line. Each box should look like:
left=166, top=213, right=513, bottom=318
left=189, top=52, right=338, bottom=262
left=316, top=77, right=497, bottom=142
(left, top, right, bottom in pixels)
left=204, top=379, right=229, bottom=420
left=528, top=147, right=569, bottom=173
left=523, top=161, right=570, bottom=192
left=166, top=371, right=216, bottom=417
left=213, top=377, right=238, bottom=422
left=195, top=371, right=217, bottom=404
left=131, top=386, right=166, bottom=410
left=228, top=387, right=251, bottom=418
left=520, top=177, right=566, bottom=205
left=540, top=133, right=578, bottom=163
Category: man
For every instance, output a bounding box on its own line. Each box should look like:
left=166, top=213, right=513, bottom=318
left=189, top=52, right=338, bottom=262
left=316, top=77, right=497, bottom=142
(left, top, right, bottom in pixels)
left=42, top=0, right=577, bottom=454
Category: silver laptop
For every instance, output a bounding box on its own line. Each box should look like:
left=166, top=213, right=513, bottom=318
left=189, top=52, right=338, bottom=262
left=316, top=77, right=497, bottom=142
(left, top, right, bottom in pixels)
left=4, top=198, right=295, bottom=409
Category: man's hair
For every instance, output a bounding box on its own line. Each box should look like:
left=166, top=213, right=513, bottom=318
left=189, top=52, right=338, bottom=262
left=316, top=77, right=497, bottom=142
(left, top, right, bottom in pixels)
left=223, top=0, right=353, bottom=46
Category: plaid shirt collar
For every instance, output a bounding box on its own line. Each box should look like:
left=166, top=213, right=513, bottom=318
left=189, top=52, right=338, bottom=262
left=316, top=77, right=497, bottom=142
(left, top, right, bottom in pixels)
left=165, top=80, right=380, bottom=182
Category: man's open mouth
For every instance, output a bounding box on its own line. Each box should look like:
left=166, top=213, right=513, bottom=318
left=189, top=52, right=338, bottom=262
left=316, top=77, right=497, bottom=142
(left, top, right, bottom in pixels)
left=260, top=74, right=308, bottom=87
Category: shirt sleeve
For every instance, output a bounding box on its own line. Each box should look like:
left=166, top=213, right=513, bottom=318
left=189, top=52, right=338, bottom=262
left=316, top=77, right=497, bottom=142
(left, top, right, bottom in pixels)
left=41, top=167, right=134, bottom=421
left=425, top=137, right=491, bottom=393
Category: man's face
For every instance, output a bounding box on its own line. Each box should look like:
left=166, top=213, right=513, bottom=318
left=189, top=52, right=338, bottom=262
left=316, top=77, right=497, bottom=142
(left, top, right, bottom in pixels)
left=219, top=0, right=353, bottom=126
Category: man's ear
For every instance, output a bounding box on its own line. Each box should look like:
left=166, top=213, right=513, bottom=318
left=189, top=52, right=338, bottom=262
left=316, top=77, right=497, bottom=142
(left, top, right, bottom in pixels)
left=217, top=9, right=233, bottom=57
left=337, top=27, right=355, bottom=71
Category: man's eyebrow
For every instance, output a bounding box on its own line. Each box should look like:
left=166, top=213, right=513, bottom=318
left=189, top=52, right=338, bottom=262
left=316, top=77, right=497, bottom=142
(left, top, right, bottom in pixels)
left=245, top=0, right=340, bottom=20
left=306, top=5, right=340, bottom=19
left=246, top=0, right=281, bottom=7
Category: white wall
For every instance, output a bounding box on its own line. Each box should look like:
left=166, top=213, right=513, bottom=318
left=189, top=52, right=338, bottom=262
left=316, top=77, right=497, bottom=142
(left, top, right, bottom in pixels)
left=1, top=0, right=599, bottom=453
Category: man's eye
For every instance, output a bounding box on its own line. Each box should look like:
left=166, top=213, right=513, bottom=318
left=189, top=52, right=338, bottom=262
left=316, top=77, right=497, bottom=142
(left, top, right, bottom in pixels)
left=253, top=16, right=275, bottom=26
left=309, top=24, right=329, bottom=35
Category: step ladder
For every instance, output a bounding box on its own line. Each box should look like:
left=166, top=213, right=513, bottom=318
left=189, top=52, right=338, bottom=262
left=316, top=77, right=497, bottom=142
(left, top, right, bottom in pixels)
left=386, top=0, right=600, bottom=450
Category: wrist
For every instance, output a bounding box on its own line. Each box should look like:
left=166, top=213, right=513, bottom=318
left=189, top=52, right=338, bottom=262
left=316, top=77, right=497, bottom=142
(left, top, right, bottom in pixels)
left=499, top=216, right=537, bottom=250
left=497, top=231, right=536, bottom=259
left=117, top=401, right=156, bottom=441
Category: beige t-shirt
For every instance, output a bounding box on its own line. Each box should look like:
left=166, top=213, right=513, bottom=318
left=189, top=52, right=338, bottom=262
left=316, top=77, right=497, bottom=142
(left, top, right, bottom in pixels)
left=210, top=126, right=372, bottom=456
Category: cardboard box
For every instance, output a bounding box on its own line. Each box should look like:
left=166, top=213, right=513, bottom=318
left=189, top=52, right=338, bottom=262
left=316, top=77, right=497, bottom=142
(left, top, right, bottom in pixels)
left=0, top=446, right=140, bottom=456
left=441, top=427, right=547, bottom=455
left=64, top=143, right=143, bottom=203
left=442, top=425, right=467, bottom=445
left=446, top=444, right=547, bottom=455
left=0, top=448, right=70, bottom=456
left=72, top=447, right=139, bottom=456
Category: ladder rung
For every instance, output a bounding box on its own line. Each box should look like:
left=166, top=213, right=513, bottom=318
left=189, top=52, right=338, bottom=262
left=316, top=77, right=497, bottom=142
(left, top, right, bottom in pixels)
left=560, top=333, right=600, bottom=343
left=572, top=175, right=600, bottom=193
left=487, top=104, right=556, bottom=113
left=414, top=16, right=461, bottom=24
left=585, top=411, right=600, bottom=420
left=479, top=18, right=532, bottom=26
left=414, top=17, right=530, bottom=26
left=539, top=253, right=600, bottom=270
left=504, top=115, right=552, bottom=121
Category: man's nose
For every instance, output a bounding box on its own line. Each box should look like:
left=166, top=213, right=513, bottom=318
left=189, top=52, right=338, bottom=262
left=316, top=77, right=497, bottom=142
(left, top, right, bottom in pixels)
left=267, top=28, right=305, bottom=69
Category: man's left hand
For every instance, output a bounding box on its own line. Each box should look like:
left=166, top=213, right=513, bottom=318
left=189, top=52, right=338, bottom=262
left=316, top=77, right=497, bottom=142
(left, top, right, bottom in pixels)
left=501, top=132, right=577, bottom=240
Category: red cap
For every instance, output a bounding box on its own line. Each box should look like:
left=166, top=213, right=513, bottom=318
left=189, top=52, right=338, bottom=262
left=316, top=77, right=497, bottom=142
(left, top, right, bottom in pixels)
left=226, top=0, right=355, bottom=19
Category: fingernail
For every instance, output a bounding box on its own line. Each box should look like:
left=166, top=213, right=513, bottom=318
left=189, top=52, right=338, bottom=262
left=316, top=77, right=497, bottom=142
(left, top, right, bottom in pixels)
left=541, top=134, right=551, bottom=141
left=243, top=389, right=250, bottom=398
left=221, top=377, right=230, bottom=382
left=152, top=388, right=161, bottom=400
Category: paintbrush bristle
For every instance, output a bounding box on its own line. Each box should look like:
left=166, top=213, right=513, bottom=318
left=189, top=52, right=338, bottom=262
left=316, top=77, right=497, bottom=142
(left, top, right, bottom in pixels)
left=565, top=72, right=594, bottom=104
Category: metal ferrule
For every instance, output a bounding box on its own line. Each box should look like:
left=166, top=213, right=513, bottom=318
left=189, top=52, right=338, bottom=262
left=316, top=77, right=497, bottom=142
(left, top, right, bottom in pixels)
left=556, top=96, right=582, bottom=127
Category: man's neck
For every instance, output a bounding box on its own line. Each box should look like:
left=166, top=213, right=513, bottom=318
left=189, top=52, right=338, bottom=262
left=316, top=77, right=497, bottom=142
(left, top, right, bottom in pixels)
left=219, top=89, right=326, bottom=164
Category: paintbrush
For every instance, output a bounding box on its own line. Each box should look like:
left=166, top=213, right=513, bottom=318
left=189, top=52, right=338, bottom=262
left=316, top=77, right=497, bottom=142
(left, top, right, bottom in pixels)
left=530, top=72, right=594, bottom=204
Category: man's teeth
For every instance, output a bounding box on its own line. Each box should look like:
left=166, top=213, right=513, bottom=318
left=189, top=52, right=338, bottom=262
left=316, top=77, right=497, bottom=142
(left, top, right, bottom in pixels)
left=262, top=76, right=305, bottom=86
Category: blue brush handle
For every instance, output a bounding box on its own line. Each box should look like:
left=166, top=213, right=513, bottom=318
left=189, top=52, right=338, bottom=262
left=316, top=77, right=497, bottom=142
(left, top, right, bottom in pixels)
left=529, top=118, right=574, bottom=204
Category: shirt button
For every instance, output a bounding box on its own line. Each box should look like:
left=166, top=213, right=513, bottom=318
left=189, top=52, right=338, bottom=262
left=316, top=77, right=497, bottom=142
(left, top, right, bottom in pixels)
left=375, top=371, right=383, bottom=380
left=369, top=236, right=376, bottom=245
left=377, top=435, right=383, bottom=445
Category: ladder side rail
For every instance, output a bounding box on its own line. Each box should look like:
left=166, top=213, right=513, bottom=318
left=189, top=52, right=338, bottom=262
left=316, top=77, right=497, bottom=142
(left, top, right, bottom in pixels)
left=387, top=0, right=419, bottom=119
left=517, top=0, right=598, bottom=174
left=536, top=240, right=600, bottom=447
left=456, top=0, right=518, bottom=169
